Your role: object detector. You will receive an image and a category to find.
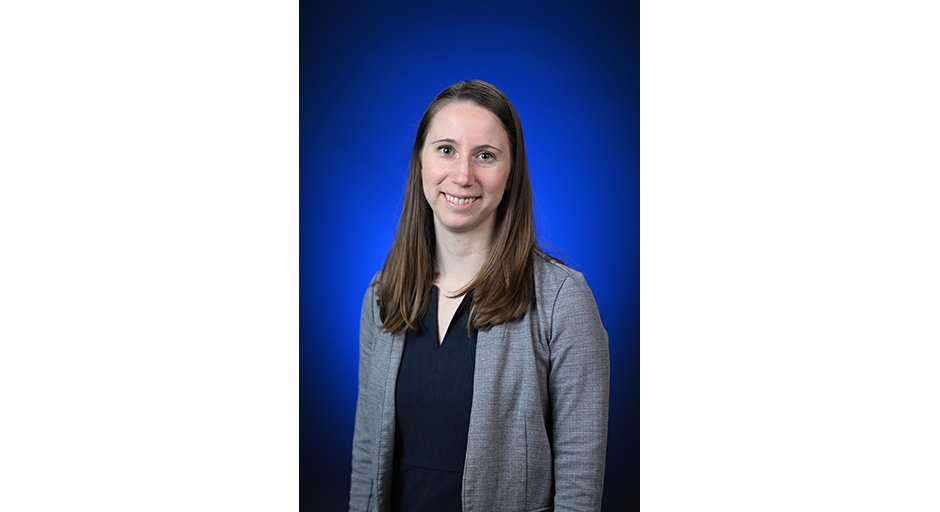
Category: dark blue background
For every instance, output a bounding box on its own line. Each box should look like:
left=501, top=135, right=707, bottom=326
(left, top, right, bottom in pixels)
left=301, top=1, right=638, bottom=509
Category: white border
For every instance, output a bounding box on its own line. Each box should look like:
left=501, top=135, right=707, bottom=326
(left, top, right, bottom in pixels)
left=642, top=1, right=940, bottom=510
left=0, top=2, right=298, bottom=510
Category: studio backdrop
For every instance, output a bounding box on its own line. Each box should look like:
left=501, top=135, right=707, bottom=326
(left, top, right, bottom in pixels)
left=301, top=1, right=638, bottom=510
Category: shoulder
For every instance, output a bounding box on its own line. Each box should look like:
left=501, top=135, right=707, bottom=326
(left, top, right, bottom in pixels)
left=365, top=271, right=382, bottom=296
left=531, top=252, right=607, bottom=355
left=366, top=271, right=381, bottom=294
left=532, top=250, right=592, bottom=298
left=360, top=271, right=382, bottom=321
left=532, top=250, right=600, bottom=323
left=534, top=251, right=600, bottom=338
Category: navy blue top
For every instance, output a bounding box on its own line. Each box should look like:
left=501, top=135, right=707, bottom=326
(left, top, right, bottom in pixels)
left=391, top=286, right=477, bottom=512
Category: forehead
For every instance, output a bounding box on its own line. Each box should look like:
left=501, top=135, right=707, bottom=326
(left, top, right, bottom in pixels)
left=425, top=102, right=509, bottom=145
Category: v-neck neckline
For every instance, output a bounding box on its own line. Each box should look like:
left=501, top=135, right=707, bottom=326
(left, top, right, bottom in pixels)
left=431, top=285, right=471, bottom=347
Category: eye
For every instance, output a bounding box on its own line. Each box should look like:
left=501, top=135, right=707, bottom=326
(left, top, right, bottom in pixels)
left=478, top=152, right=495, bottom=161
left=437, top=146, right=454, bottom=156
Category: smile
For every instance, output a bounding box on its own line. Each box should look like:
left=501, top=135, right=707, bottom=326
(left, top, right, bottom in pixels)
left=444, top=193, right=479, bottom=206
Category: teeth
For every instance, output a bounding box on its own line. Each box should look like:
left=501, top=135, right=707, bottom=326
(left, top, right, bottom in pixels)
left=445, top=193, right=478, bottom=206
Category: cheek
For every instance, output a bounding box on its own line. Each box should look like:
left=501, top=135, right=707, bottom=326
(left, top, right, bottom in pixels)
left=419, top=158, right=430, bottom=187
left=421, top=160, right=447, bottom=185
left=420, top=161, right=439, bottom=201
left=490, top=165, right=512, bottom=193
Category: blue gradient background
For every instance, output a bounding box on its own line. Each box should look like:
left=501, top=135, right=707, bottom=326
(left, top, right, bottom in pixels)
left=301, top=1, right=638, bottom=510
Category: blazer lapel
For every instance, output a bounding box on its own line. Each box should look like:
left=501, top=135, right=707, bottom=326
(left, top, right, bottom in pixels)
left=373, top=329, right=405, bottom=512
left=461, top=322, right=508, bottom=510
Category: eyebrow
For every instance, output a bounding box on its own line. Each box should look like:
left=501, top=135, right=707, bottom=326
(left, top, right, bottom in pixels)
left=429, top=138, right=505, bottom=154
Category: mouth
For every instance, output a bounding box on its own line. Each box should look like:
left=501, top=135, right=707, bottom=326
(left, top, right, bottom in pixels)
left=444, top=193, right=480, bottom=206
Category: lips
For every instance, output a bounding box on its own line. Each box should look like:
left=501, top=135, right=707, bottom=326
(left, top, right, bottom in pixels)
left=444, top=193, right=479, bottom=206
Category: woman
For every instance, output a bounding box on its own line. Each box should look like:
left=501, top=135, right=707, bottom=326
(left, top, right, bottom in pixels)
left=349, top=80, right=609, bottom=512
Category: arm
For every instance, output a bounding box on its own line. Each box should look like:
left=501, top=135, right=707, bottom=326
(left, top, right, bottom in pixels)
left=549, top=274, right=610, bottom=512
left=349, top=283, right=377, bottom=511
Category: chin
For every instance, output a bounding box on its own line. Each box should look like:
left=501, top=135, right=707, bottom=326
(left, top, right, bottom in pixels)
left=442, top=223, right=475, bottom=233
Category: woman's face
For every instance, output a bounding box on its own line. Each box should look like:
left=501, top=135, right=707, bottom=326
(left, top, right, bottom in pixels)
left=421, top=102, right=511, bottom=241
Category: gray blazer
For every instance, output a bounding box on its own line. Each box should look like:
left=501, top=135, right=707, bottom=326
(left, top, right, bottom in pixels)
left=349, top=252, right=610, bottom=512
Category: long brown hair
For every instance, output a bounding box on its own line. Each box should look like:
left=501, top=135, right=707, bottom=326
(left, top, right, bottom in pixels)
left=378, top=80, right=543, bottom=334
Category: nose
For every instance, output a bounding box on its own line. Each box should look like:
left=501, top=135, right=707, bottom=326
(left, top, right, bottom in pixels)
left=450, top=155, right=475, bottom=187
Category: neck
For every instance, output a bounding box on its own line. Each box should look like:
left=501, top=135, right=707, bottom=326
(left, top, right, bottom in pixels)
left=433, top=224, right=492, bottom=295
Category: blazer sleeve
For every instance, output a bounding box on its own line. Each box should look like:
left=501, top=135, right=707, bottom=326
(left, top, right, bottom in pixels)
left=349, top=283, right=377, bottom=511
left=549, top=273, right=610, bottom=512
